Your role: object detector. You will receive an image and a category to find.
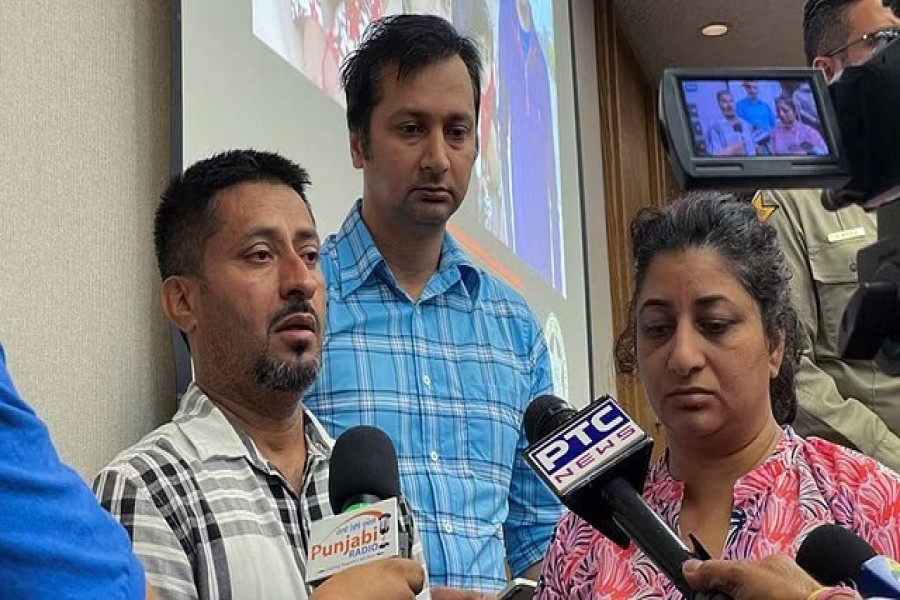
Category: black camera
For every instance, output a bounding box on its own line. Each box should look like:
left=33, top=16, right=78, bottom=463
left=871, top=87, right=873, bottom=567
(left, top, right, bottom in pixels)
left=658, top=38, right=900, bottom=374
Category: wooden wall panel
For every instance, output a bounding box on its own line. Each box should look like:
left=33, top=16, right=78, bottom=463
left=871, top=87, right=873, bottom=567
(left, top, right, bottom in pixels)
left=594, top=1, right=677, bottom=452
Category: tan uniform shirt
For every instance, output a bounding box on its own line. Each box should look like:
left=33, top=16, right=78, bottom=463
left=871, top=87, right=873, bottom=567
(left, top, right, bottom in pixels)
left=760, top=188, right=900, bottom=471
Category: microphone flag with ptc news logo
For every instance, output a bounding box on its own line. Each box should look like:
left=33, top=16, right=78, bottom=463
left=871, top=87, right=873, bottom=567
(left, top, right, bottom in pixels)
left=525, top=395, right=648, bottom=496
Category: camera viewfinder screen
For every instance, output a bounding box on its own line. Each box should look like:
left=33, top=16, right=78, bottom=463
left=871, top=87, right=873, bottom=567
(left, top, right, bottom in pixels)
left=680, top=79, right=831, bottom=158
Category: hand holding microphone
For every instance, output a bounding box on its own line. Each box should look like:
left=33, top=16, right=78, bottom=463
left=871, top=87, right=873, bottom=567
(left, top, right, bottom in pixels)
left=796, top=523, right=900, bottom=599
left=311, top=557, right=426, bottom=600
left=307, top=426, right=419, bottom=594
left=682, top=555, right=858, bottom=600
left=681, top=523, right=900, bottom=599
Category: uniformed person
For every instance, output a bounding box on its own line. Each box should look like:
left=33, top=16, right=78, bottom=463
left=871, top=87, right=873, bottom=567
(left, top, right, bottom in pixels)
left=753, top=0, right=900, bottom=470
left=756, top=189, right=900, bottom=470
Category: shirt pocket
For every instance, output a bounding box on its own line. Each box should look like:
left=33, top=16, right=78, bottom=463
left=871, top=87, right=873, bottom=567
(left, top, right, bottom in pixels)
left=807, top=240, right=865, bottom=353
left=458, top=381, right=523, bottom=487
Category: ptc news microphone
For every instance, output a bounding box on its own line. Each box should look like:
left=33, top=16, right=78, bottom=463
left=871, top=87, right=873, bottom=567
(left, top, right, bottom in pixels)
left=523, top=394, right=732, bottom=600
left=306, top=426, right=412, bottom=583
left=797, top=523, right=900, bottom=599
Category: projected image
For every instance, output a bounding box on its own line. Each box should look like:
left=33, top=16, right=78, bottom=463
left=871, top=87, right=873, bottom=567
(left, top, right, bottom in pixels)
left=494, top=0, right=564, bottom=294
left=681, top=79, right=829, bottom=158
left=252, top=0, right=392, bottom=106
left=253, top=0, right=566, bottom=294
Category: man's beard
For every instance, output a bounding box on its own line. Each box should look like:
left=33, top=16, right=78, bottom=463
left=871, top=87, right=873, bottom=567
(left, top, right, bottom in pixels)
left=251, top=295, right=322, bottom=393
left=252, top=351, right=321, bottom=393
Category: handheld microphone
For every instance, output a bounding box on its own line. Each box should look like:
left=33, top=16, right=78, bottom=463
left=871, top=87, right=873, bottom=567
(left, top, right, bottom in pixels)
left=524, top=394, right=731, bottom=600
left=307, top=426, right=412, bottom=583
left=796, top=523, right=900, bottom=599
left=328, top=425, right=402, bottom=513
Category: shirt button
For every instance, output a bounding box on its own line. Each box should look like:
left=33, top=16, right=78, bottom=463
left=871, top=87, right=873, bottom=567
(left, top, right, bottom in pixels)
left=422, top=375, right=431, bottom=387
left=430, top=451, right=439, bottom=462
left=443, top=521, right=454, bottom=534
left=849, top=261, right=857, bottom=272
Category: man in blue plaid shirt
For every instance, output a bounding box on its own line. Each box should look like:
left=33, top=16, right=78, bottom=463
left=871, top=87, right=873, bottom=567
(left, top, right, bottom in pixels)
left=304, top=14, right=564, bottom=597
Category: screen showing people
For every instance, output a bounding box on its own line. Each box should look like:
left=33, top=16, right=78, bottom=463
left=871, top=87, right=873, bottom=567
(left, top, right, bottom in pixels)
left=681, top=78, right=830, bottom=158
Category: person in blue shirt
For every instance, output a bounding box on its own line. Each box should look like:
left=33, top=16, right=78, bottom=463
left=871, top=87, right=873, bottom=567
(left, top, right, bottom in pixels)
left=303, top=13, right=563, bottom=598
left=736, top=80, right=777, bottom=153
left=0, top=343, right=153, bottom=599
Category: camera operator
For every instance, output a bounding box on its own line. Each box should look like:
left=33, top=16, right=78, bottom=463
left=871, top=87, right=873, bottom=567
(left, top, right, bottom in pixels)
left=756, top=0, right=900, bottom=471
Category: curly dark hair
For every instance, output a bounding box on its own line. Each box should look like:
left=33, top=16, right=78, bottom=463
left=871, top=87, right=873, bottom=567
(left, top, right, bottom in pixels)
left=614, top=191, right=801, bottom=425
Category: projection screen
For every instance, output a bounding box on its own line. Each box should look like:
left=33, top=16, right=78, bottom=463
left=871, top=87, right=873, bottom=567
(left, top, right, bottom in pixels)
left=174, top=0, right=592, bottom=406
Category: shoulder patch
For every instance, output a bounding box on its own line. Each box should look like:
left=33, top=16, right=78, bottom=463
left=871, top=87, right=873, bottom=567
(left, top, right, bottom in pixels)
left=751, top=191, right=779, bottom=222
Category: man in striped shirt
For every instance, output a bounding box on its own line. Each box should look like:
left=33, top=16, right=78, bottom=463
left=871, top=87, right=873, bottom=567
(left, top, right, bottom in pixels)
left=94, top=149, right=428, bottom=599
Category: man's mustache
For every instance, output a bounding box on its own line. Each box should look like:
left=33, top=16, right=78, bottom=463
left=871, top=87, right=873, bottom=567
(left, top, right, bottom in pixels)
left=268, top=298, right=319, bottom=334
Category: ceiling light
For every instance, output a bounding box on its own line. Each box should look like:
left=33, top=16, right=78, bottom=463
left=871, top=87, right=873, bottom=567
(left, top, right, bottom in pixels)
left=700, top=22, right=730, bottom=38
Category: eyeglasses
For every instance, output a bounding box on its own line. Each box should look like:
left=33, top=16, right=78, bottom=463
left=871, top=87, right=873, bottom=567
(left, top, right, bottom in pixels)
left=824, top=27, right=900, bottom=59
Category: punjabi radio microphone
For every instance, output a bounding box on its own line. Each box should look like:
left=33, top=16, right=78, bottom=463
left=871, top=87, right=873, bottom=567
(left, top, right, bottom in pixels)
left=306, top=426, right=412, bottom=583
left=796, top=523, right=900, bottom=599
left=523, top=394, right=732, bottom=600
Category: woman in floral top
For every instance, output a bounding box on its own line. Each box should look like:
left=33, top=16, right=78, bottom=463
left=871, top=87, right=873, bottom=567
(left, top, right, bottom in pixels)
left=536, top=192, right=900, bottom=599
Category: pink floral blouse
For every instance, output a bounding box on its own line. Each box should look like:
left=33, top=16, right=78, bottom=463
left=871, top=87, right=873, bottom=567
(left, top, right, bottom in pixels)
left=536, top=428, right=900, bottom=599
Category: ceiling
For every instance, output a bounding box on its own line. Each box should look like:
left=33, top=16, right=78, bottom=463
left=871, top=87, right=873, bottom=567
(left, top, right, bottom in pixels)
left=611, top=0, right=808, bottom=84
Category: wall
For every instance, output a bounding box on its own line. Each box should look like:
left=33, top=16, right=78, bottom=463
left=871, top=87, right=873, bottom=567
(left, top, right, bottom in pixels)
left=0, top=1, right=175, bottom=478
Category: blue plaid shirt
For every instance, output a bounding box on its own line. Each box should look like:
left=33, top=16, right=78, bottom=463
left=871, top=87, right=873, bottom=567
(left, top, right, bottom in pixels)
left=304, top=201, right=563, bottom=592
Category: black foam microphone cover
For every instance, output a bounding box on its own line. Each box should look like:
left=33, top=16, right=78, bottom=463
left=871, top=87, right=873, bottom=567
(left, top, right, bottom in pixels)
left=328, top=426, right=402, bottom=514
left=524, top=394, right=576, bottom=444
left=795, top=523, right=876, bottom=586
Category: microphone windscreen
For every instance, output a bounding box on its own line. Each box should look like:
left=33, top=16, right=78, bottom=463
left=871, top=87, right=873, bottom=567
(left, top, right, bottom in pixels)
left=795, top=523, right=876, bottom=586
left=328, top=426, right=401, bottom=514
left=524, top=394, right=576, bottom=444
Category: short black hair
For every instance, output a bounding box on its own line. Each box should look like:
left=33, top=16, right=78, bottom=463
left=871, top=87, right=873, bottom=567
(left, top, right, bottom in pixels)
left=340, top=14, right=482, bottom=156
left=803, top=0, right=856, bottom=64
left=615, top=191, right=802, bottom=425
left=154, top=149, right=313, bottom=280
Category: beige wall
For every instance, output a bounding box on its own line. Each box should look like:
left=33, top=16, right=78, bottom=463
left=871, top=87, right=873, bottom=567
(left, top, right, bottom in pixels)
left=0, top=1, right=175, bottom=479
